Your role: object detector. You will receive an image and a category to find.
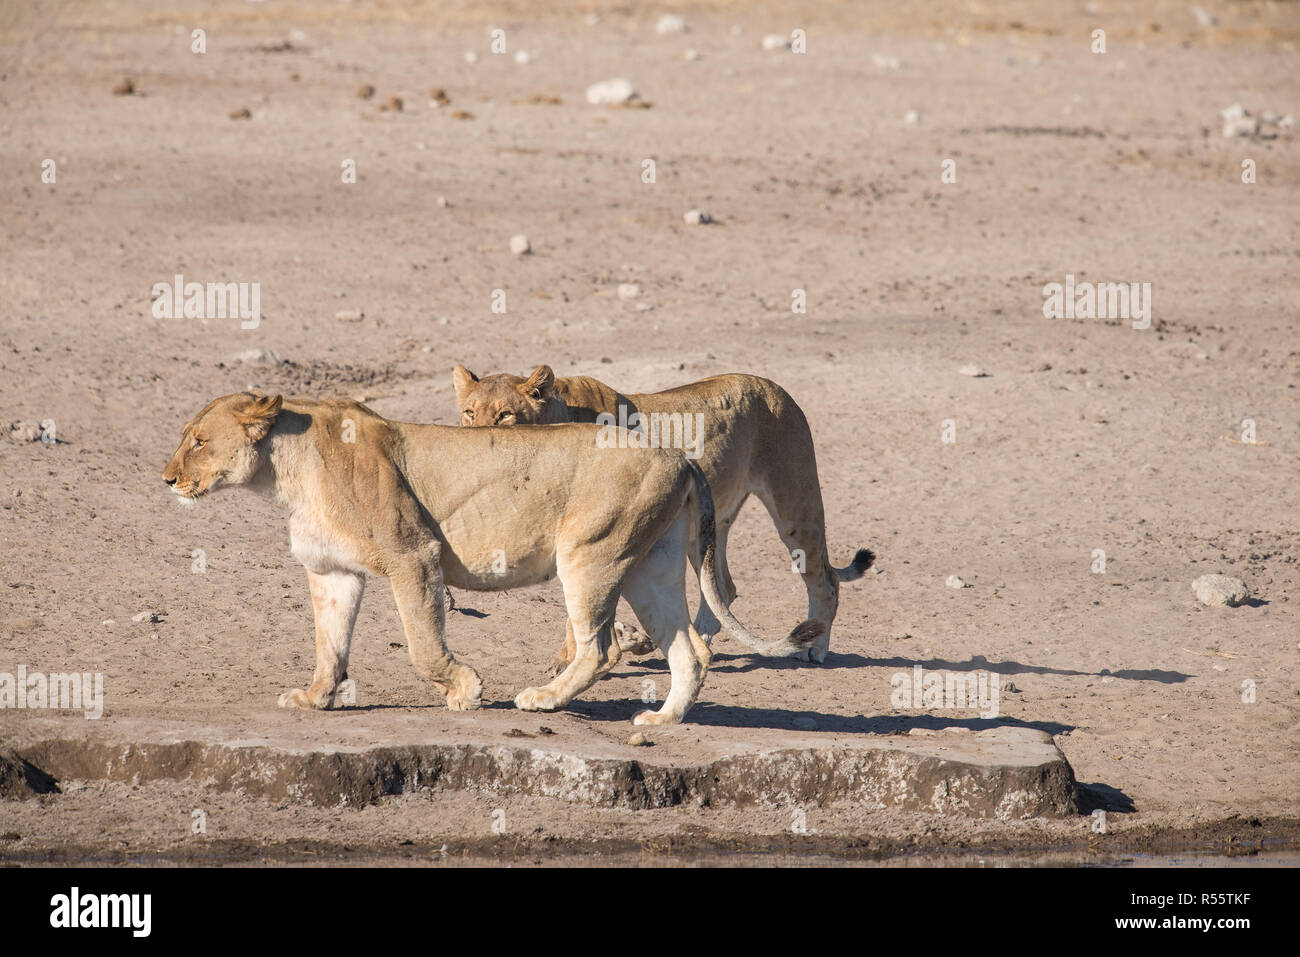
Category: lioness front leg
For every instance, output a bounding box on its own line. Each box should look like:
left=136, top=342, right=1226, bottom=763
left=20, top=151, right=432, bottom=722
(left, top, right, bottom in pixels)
left=389, top=547, right=482, bottom=711
left=518, top=586, right=621, bottom=712
left=279, top=569, right=365, bottom=710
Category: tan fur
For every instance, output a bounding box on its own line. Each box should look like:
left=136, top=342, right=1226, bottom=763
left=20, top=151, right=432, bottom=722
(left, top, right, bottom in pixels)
left=453, top=365, right=874, bottom=667
left=163, top=392, right=819, bottom=725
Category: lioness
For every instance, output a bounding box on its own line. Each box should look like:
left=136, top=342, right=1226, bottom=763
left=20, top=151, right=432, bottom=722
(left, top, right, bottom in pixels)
left=162, top=392, right=820, bottom=724
left=453, top=365, right=874, bottom=666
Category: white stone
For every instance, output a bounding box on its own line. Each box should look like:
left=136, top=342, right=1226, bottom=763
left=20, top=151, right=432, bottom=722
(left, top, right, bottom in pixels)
left=959, top=364, right=986, bottom=377
left=946, top=575, right=967, bottom=590
left=464, top=51, right=478, bottom=64
left=231, top=348, right=281, bottom=365
left=510, top=234, right=531, bottom=255
left=334, top=309, right=364, bottom=321
left=1192, top=574, right=1249, bottom=608
left=683, top=208, right=712, bottom=225
left=586, top=78, right=637, bottom=105
left=761, top=34, right=790, bottom=51
left=617, top=283, right=641, bottom=300
left=656, top=14, right=686, bottom=35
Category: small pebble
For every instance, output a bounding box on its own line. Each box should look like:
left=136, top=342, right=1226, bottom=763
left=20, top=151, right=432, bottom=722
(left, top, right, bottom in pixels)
left=946, top=575, right=967, bottom=589
left=510, top=234, right=531, bottom=255
left=683, top=209, right=713, bottom=225
left=627, top=732, right=650, bottom=746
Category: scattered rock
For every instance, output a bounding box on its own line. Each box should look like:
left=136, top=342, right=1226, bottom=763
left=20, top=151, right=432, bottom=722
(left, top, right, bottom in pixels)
left=429, top=87, right=450, bottom=106
left=356, top=83, right=376, bottom=100
left=586, top=78, right=637, bottom=105
left=1192, top=574, right=1249, bottom=608
left=762, top=34, right=791, bottom=51
left=946, top=575, right=968, bottom=589
left=450, top=109, right=474, bottom=120
left=379, top=95, right=403, bottom=112
left=959, top=364, right=987, bottom=377
left=872, top=54, right=902, bottom=70
left=538, top=726, right=555, bottom=736
left=231, top=348, right=282, bottom=366
left=617, top=283, right=641, bottom=300
left=5, top=422, right=43, bottom=443
left=436, top=196, right=449, bottom=208
left=627, top=732, right=651, bottom=747
left=334, top=309, right=364, bottom=321
left=684, top=48, right=701, bottom=62
left=683, top=209, right=713, bottom=225
left=656, top=14, right=687, bottom=35
left=1220, top=104, right=1290, bottom=139
left=101, top=619, right=114, bottom=626
left=112, top=77, right=135, bottom=96
left=510, top=234, right=532, bottom=256
left=229, top=107, right=252, bottom=120
left=504, top=728, right=531, bottom=738
left=131, top=610, right=163, bottom=623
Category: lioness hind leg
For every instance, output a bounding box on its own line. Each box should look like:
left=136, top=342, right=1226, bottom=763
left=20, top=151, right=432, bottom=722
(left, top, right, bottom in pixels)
left=280, top=569, right=365, bottom=710
left=389, top=548, right=482, bottom=711
left=754, top=487, right=839, bottom=664
left=623, top=517, right=711, bottom=725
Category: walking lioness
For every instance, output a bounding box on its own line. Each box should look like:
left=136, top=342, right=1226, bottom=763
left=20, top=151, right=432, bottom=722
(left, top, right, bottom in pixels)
left=162, top=392, right=820, bottom=724
left=453, top=365, right=874, bottom=666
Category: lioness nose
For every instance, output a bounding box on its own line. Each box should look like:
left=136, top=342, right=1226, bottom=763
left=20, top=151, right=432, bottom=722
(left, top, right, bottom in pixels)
left=163, top=473, right=177, bottom=486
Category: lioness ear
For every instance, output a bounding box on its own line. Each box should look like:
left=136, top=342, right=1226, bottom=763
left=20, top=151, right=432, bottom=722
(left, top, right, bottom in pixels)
left=519, top=365, right=555, bottom=401
left=452, top=365, right=478, bottom=401
left=238, top=393, right=282, bottom=441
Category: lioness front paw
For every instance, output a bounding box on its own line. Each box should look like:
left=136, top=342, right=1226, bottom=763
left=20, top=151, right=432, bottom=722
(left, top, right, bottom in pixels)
left=278, top=688, right=325, bottom=710
left=632, top=708, right=683, bottom=726
left=446, top=666, right=483, bottom=711
left=514, top=686, right=561, bottom=712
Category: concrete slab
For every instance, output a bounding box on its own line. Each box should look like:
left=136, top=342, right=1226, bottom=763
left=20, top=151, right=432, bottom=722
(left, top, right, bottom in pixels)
left=4, top=709, right=1077, bottom=820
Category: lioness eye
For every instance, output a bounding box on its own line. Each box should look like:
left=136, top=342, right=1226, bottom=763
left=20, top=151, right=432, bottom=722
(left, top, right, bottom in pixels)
left=462, top=409, right=474, bottom=420
left=496, top=411, right=513, bottom=423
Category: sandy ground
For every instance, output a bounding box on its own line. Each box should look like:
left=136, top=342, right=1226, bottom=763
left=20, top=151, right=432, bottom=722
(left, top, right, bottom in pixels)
left=2, top=0, right=1299, bottom=863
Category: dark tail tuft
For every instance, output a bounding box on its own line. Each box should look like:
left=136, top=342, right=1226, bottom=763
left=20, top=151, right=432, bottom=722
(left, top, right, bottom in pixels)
left=835, top=548, right=876, bottom=582
left=788, top=618, right=826, bottom=650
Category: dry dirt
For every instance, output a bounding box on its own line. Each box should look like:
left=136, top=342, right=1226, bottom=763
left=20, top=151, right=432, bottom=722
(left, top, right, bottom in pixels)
left=2, top=0, right=1299, bottom=864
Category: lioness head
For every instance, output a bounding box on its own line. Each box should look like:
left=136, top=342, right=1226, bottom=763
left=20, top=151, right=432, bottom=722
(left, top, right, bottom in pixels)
left=452, top=364, right=556, bottom=426
left=162, top=392, right=283, bottom=504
